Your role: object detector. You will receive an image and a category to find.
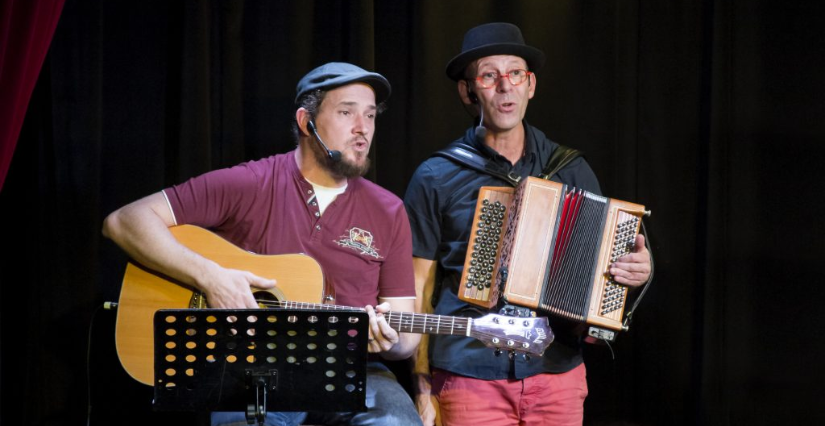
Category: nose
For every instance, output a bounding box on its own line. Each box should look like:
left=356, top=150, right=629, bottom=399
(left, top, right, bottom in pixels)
left=496, top=75, right=514, bottom=92
left=352, top=114, right=368, bottom=135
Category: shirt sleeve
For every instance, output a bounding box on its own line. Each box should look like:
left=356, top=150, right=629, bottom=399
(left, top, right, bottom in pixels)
left=164, top=164, right=260, bottom=228
left=403, top=161, right=442, bottom=261
left=377, top=201, right=416, bottom=298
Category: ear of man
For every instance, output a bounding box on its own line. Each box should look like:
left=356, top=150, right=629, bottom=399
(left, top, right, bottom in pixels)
left=296, top=108, right=312, bottom=136
left=458, top=80, right=477, bottom=105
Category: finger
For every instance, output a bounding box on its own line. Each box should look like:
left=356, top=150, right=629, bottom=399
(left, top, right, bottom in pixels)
left=374, top=301, right=391, bottom=313
left=365, top=306, right=398, bottom=352
left=365, top=305, right=382, bottom=340
left=610, top=259, right=648, bottom=275
left=609, top=267, right=648, bottom=287
left=248, top=273, right=277, bottom=289
left=616, top=249, right=648, bottom=264
left=373, top=317, right=399, bottom=350
left=367, top=331, right=384, bottom=353
left=611, top=273, right=645, bottom=287
left=376, top=315, right=398, bottom=340
left=245, top=291, right=260, bottom=309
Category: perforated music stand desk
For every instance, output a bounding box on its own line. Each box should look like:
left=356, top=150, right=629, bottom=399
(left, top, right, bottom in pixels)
left=152, top=309, right=368, bottom=423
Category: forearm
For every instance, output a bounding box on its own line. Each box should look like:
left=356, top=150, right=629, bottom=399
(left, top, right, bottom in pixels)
left=102, top=192, right=218, bottom=291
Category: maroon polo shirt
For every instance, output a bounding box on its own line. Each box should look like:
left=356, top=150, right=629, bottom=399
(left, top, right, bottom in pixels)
left=163, top=151, right=414, bottom=308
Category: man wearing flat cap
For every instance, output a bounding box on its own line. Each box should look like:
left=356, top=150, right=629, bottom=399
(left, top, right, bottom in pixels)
left=405, top=23, right=651, bottom=425
left=103, top=62, right=422, bottom=426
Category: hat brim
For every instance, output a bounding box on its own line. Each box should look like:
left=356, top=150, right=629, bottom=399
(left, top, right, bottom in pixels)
left=446, top=43, right=545, bottom=81
left=295, top=73, right=391, bottom=105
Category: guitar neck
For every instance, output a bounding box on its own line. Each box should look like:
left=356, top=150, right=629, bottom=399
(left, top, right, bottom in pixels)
left=277, top=301, right=471, bottom=337
left=385, top=312, right=471, bottom=337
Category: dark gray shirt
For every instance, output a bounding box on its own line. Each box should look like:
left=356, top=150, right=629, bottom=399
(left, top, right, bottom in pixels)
left=404, top=122, right=601, bottom=379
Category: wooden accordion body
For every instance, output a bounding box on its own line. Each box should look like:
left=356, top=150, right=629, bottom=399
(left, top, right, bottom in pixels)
left=459, top=177, right=648, bottom=333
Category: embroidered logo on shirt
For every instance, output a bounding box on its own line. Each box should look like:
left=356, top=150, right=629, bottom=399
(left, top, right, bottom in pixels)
left=336, top=227, right=382, bottom=259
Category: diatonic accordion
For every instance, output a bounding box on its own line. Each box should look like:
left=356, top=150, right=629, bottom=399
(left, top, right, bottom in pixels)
left=459, top=177, right=649, bottom=334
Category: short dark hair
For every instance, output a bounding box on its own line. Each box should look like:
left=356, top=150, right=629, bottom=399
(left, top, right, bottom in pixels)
left=292, top=89, right=327, bottom=143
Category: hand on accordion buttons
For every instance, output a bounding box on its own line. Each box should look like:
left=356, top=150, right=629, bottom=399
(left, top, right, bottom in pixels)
left=609, top=234, right=651, bottom=287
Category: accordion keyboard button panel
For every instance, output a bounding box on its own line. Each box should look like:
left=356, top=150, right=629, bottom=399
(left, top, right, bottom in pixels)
left=600, top=214, right=640, bottom=316
left=467, top=199, right=507, bottom=291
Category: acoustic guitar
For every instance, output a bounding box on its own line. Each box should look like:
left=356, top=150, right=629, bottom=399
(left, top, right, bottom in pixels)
left=115, top=225, right=553, bottom=386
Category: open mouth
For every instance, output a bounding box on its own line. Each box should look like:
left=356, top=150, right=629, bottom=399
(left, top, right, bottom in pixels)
left=498, top=101, right=516, bottom=113
left=351, top=139, right=369, bottom=151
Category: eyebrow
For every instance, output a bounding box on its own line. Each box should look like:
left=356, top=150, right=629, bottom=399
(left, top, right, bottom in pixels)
left=477, top=61, right=527, bottom=70
left=336, top=101, right=377, bottom=111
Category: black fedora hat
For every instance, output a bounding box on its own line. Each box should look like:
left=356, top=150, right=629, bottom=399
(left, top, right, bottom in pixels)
left=446, top=22, right=545, bottom=81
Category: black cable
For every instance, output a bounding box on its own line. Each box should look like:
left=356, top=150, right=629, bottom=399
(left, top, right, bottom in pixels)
left=86, top=302, right=118, bottom=426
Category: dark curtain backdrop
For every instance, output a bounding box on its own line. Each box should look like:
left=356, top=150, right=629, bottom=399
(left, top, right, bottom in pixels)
left=2, top=0, right=824, bottom=425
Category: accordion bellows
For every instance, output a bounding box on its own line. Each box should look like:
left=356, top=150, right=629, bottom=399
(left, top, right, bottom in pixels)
left=459, top=177, right=648, bottom=332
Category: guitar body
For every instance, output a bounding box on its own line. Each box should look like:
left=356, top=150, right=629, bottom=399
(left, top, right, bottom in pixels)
left=115, top=225, right=325, bottom=386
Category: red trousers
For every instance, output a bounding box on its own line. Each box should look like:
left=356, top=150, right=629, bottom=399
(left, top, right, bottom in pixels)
left=432, top=363, right=588, bottom=426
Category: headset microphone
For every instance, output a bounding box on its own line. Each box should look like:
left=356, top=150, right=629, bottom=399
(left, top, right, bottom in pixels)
left=468, top=89, right=486, bottom=140
left=307, top=120, right=342, bottom=162
left=475, top=107, right=486, bottom=141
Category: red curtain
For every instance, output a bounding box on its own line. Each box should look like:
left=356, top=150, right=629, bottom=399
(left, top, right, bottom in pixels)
left=0, top=0, right=65, bottom=191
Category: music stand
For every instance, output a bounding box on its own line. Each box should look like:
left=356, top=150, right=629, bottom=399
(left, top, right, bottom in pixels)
left=151, top=308, right=369, bottom=425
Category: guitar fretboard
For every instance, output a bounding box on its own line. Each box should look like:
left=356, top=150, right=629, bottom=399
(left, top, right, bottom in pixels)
left=269, top=301, right=472, bottom=337
left=386, top=312, right=472, bottom=337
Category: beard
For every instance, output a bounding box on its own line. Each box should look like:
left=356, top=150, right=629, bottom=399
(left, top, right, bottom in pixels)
left=309, top=138, right=371, bottom=178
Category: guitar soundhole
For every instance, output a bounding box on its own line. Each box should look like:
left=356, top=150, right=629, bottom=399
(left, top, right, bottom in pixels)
left=253, top=289, right=281, bottom=308
left=255, top=292, right=276, bottom=301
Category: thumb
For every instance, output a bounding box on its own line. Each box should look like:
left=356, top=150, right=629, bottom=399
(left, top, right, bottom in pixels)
left=633, top=234, right=646, bottom=253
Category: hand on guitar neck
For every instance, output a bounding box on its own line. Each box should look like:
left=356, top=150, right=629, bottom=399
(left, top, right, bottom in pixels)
left=365, top=302, right=408, bottom=359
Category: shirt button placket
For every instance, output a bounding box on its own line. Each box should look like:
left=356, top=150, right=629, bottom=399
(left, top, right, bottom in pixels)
left=305, top=187, right=323, bottom=235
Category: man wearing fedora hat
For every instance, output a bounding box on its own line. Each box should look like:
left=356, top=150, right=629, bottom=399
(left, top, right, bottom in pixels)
left=404, top=23, right=651, bottom=425
left=103, top=62, right=422, bottom=426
